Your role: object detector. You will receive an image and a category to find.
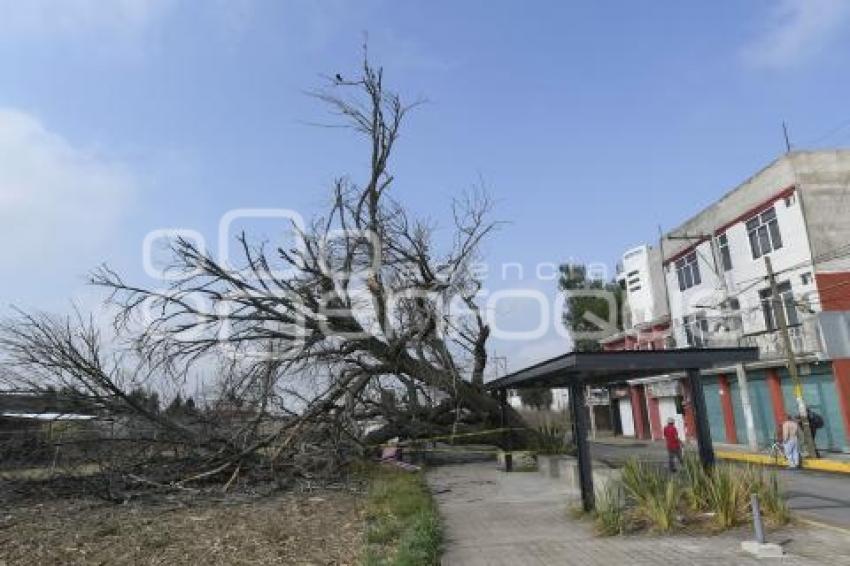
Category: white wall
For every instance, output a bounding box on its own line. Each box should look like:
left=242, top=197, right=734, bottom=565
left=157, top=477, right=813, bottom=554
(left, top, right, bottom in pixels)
left=618, top=397, right=635, bottom=437
left=662, top=150, right=850, bottom=346
left=664, top=186, right=819, bottom=343
left=508, top=388, right=570, bottom=411
left=551, top=388, right=570, bottom=410
left=618, top=244, right=668, bottom=329
left=658, top=397, right=686, bottom=439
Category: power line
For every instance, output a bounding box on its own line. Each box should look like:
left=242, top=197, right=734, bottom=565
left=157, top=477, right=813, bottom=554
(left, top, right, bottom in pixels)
left=803, top=117, right=850, bottom=147
left=682, top=241, right=850, bottom=317
left=732, top=242, right=850, bottom=289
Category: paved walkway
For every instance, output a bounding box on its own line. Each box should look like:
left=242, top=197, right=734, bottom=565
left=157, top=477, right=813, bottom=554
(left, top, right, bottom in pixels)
left=427, top=462, right=850, bottom=565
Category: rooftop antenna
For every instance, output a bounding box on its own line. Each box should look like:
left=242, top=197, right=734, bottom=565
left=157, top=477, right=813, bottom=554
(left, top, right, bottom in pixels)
left=782, top=121, right=792, bottom=154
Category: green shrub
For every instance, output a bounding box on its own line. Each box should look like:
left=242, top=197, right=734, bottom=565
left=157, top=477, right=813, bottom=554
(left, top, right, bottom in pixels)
left=593, top=483, right=625, bottom=536
left=620, top=459, right=680, bottom=532
left=602, top=458, right=791, bottom=537
left=643, top=479, right=680, bottom=532
left=675, top=460, right=792, bottom=530
left=395, top=509, right=442, bottom=566
left=681, top=452, right=712, bottom=511
left=705, top=465, right=747, bottom=528
left=363, top=467, right=442, bottom=565
left=620, top=458, right=664, bottom=500
left=745, top=467, right=790, bottom=525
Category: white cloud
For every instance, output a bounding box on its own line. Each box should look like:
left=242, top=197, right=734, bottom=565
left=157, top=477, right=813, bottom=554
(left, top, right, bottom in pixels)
left=741, top=0, right=850, bottom=69
left=0, top=0, right=172, bottom=38
left=0, top=109, right=134, bottom=278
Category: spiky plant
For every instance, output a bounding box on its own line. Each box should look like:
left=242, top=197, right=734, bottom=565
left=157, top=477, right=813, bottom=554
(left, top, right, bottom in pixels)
left=620, top=459, right=680, bottom=532
left=706, top=465, right=747, bottom=528
left=594, top=483, right=626, bottom=536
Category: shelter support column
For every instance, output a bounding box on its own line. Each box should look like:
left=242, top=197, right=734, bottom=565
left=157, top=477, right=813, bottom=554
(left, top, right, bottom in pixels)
left=498, top=388, right=512, bottom=472
left=680, top=378, right=697, bottom=440
left=570, top=383, right=594, bottom=512
left=686, top=368, right=715, bottom=468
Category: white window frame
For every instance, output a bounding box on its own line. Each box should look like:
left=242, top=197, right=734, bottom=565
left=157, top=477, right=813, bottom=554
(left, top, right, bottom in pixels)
left=746, top=206, right=782, bottom=259
left=759, top=281, right=799, bottom=330
left=683, top=313, right=709, bottom=347
left=675, top=251, right=701, bottom=291
left=717, top=233, right=732, bottom=271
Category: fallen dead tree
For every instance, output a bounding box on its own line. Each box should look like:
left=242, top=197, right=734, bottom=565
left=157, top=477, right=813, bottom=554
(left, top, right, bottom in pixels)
left=0, top=51, right=534, bottom=501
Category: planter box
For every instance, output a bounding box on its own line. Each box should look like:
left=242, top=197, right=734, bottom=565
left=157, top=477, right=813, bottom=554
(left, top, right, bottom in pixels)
left=537, top=454, right=621, bottom=494
left=537, top=454, right=577, bottom=483
left=497, top=450, right=537, bottom=471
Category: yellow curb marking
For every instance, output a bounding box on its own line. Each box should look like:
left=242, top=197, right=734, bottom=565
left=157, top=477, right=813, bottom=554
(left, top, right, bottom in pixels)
left=716, top=450, right=850, bottom=474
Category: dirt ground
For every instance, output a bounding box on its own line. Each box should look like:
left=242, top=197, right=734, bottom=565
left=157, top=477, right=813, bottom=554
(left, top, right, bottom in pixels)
left=0, top=488, right=365, bottom=565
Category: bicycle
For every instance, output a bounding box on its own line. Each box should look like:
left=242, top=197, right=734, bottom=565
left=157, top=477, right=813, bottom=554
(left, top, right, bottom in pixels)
left=764, top=439, right=784, bottom=466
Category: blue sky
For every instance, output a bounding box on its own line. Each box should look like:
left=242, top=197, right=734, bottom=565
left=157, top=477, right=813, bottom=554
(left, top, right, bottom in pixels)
left=3, top=0, right=850, bottom=369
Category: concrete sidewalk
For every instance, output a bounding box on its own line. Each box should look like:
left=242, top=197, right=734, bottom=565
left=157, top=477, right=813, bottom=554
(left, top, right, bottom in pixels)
left=427, top=462, right=850, bottom=565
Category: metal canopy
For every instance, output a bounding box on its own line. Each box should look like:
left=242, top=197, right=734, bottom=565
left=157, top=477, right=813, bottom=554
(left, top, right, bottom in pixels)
left=485, top=347, right=759, bottom=390
left=488, top=347, right=760, bottom=513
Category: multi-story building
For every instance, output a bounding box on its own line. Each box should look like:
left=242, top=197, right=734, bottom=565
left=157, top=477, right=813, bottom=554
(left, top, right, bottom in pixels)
left=601, top=150, right=850, bottom=454
left=602, top=245, right=692, bottom=443
left=660, top=150, right=850, bottom=453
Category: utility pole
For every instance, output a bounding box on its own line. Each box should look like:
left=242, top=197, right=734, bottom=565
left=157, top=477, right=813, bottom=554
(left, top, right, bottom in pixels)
left=764, top=256, right=816, bottom=456
left=782, top=121, right=792, bottom=154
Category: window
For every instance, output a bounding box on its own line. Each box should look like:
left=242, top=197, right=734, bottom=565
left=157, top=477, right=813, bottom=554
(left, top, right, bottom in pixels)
left=746, top=206, right=782, bottom=259
left=801, top=272, right=812, bottom=285
left=683, top=314, right=709, bottom=347
left=675, top=252, right=701, bottom=291
left=717, top=233, right=732, bottom=271
left=759, top=281, right=799, bottom=330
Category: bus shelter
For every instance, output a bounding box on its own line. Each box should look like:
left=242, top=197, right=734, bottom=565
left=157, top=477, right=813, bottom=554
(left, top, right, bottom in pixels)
left=485, top=348, right=759, bottom=511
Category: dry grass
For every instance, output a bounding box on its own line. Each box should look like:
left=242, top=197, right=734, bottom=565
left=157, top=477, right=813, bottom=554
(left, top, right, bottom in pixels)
left=0, top=489, right=365, bottom=565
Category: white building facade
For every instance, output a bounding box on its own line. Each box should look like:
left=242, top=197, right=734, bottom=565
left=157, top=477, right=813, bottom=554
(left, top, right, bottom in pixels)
left=661, top=150, right=850, bottom=453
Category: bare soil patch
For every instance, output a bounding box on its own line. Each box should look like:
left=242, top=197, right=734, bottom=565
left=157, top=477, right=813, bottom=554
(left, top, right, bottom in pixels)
left=0, top=488, right=365, bottom=565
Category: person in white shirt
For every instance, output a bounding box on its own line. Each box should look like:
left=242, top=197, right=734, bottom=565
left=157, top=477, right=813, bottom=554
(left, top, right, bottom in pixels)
left=782, top=415, right=801, bottom=469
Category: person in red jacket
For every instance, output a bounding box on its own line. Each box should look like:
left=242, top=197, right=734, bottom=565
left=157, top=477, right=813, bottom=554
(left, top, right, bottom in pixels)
left=663, top=417, right=683, bottom=472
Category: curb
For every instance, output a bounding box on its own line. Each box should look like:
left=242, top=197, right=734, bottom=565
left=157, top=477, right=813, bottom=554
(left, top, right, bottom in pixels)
left=796, top=515, right=850, bottom=535
left=715, top=450, right=850, bottom=474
